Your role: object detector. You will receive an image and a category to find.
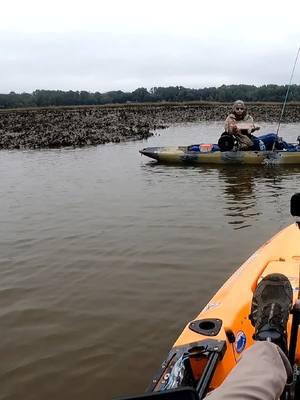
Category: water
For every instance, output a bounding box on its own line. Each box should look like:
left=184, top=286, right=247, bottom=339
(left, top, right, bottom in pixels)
left=0, top=122, right=300, bottom=400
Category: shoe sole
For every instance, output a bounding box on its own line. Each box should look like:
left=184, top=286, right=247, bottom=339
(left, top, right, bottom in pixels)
left=250, top=273, right=293, bottom=327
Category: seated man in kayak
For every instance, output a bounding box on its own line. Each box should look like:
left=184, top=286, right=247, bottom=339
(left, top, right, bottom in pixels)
left=223, top=100, right=260, bottom=150
left=220, top=100, right=298, bottom=152
left=207, top=273, right=293, bottom=400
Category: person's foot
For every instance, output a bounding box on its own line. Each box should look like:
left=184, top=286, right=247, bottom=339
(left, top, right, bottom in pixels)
left=249, top=273, right=293, bottom=354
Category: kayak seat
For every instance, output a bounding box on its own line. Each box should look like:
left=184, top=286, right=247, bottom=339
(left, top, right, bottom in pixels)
left=119, top=387, right=199, bottom=400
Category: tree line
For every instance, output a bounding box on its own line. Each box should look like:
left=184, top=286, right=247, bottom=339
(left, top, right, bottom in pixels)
left=1, top=84, right=300, bottom=109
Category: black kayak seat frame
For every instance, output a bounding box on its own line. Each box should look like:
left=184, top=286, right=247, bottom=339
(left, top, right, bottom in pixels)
left=291, top=193, right=300, bottom=218
left=117, top=387, right=199, bottom=400
left=119, top=339, right=226, bottom=400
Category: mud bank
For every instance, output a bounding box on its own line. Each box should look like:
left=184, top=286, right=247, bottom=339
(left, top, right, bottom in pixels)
left=1, top=102, right=300, bottom=149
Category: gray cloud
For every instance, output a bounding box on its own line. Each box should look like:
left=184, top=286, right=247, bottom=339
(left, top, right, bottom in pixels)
left=1, top=1, right=300, bottom=93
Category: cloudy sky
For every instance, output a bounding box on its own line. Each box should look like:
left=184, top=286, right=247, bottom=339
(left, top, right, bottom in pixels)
left=1, top=0, right=300, bottom=93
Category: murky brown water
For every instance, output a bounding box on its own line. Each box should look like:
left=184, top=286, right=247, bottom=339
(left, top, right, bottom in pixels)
left=1, top=122, right=300, bottom=400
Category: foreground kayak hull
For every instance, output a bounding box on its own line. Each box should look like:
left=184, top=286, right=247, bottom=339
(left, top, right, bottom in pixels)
left=146, top=223, right=300, bottom=393
left=140, top=147, right=300, bottom=165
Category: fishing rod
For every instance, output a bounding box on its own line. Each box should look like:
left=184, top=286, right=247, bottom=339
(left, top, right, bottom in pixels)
left=275, top=46, right=300, bottom=138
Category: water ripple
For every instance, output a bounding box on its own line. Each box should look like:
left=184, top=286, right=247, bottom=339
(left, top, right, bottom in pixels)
left=0, top=122, right=300, bottom=399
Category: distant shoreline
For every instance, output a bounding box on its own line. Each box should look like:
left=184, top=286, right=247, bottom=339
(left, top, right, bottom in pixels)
left=1, top=102, right=300, bottom=150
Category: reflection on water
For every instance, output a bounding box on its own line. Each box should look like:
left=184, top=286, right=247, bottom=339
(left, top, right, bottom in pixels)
left=218, top=165, right=300, bottom=229
left=1, top=122, right=300, bottom=400
left=142, top=160, right=300, bottom=231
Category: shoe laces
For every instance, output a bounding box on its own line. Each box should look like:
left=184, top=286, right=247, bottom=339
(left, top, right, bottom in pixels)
left=259, top=303, right=286, bottom=333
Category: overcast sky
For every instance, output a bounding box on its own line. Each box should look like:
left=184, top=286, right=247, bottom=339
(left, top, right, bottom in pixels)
left=1, top=0, right=300, bottom=93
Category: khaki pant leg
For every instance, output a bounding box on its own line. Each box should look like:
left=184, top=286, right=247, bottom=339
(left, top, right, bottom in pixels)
left=205, top=341, right=289, bottom=400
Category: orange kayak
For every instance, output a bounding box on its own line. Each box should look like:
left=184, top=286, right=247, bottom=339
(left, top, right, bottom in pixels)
left=121, top=194, right=300, bottom=400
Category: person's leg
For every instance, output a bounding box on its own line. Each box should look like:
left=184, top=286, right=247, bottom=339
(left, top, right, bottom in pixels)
left=249, top=135, right=261, bottom=150
left=257, top=133, right=277, bottom=150
left=205, top=341, right=290, bottom=400
left=205, top=273, right=293, bottom=400
left=257, top=133, right=297, bottom=151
